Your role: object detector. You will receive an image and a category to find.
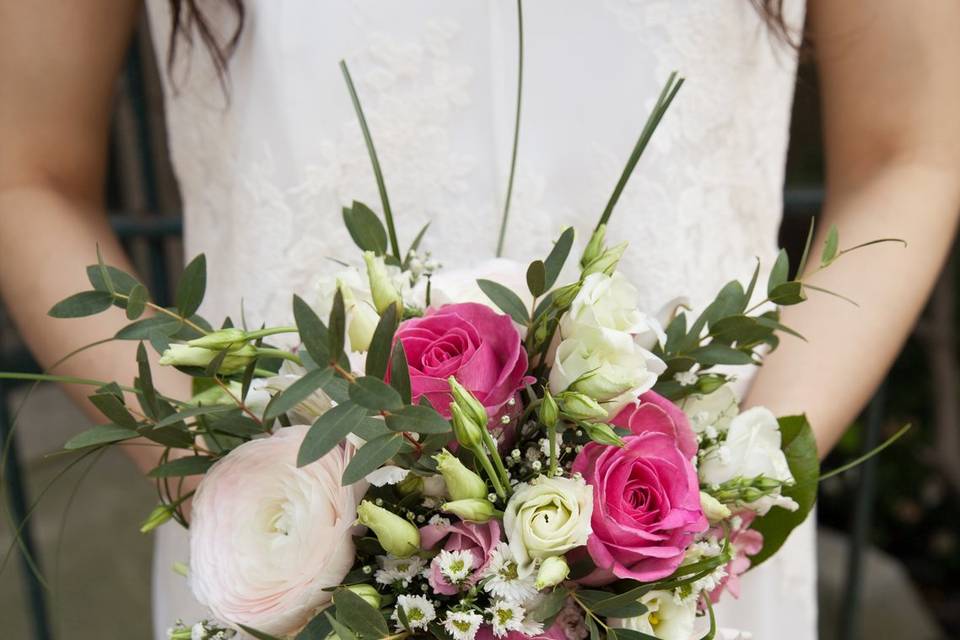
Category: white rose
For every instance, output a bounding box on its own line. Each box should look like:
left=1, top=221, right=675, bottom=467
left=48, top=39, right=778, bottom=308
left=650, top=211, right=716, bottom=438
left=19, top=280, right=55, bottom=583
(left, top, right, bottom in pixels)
left=610, top=590, right=697, bottom=640
left=561, top=272, right=664, bottom=349
left=680, top=384, right=740, bottom=434
left=189, top=426, right=365, bottom=636
left=503, top=475, right=593, bottom=569
left=549, top=324, right=664, bottom=417
left=699, top=407, right=796, bottom=514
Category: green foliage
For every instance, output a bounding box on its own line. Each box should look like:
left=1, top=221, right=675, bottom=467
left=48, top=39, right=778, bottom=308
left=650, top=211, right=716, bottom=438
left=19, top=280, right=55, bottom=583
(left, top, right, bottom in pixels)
left=126, top=284, right=148, bottom=320
left=476, top=279, right=529, bottom=324
left=176, top=254, right=207, bottom=317
left=332, top=588, right=389, bottom=638
left=148, top=455, right=216, bottom=477
left=263, top=368, right=335, bottom=421
left=526, top=259, right=547, bottom=297
left=365, top=303, right=399, bottom=379
left=48, top=291, right=114, bottom=318
left=297, top=402, right=374, bottom=467
left=343, top=201, right=388, bottom=255
left=329, top=288, right=347, bottom=367
left=64, top=424, right=139, bottom=450
left=389, top=341, right=412, bottom=404
left=349, top=376, right=403, bottom=412
left=385, top=404, right=451, bottom=434
left=342, top=432, right=405, bottom=485
left=543, top=226, right=575, bottom=290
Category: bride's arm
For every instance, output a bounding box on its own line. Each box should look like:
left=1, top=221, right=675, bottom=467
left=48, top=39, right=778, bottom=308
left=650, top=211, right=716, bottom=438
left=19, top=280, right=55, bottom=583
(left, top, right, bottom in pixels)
left=745, top=0, right=960, bottom=456
left=0, top=0, right=191, bottom=473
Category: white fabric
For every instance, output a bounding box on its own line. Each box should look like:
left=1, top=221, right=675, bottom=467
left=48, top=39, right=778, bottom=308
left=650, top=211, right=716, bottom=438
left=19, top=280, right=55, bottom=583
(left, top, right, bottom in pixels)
left=146, top=1, right=816, bottom=638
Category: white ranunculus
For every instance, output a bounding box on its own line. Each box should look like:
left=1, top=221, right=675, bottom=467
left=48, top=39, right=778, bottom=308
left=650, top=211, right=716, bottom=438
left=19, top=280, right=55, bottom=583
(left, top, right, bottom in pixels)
left=680, top=384, right=740, bottom=435
left=561, top=272, right=665, bottom=349
left=549, top=324, right=664, bottom=417
left=189, top=426, right=365, bottom=636
left=699, top=407, right=796, bottom=514
left=425, top=258, right=532, bottom=309
left=610, top=591, right=697, bottom=640
left=503, top=475, right=593, bottom=569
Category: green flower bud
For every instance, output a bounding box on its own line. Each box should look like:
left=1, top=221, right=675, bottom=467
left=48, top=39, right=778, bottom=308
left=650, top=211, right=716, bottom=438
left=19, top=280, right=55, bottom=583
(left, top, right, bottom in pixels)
left=158, top=343, right=257, bottom=374
left=582, top=422, right=625, bottom=448
left=539, top=391, right=559, bottom=429
left=363, top=251, right=402, bottom=314
left=582, top=241, right=627, bottom=277
left=186, top=328, right=248, bottom=350
left=338, top=282, right=380, bottom=352
left=534, top=555, right=570, bottom=590
left=396, top=473, right=425, bottom=496
left=450, top=403, right=484, bottom=451
left=356, top=500, right=421, bottom=558
left=345, top=584, right=382, bottom=609
left=581, top=224, right=607, bottom=269
left=448, top=377, right=489, bottom=429
left=139, top=504, right=174, bottom=533
left=552, top=282, right=581, bottom=308
left=435, top=449, right=488, bottom=501
left=557, top=391, right=608, bottom=421
left=699, top=491, right=732, bottom=524
left=441, top=498, right=498, bottom=523
left=754, top=476, right=785, bottom=491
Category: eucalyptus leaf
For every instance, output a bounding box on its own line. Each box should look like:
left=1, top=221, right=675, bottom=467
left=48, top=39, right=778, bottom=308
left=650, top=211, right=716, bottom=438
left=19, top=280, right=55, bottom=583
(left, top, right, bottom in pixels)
left=476, top=279, right=528, bottom=324
left=768, top=281, right=806, bottom=306
left=341, top=433, right=404, bottom=485
left=48, top=291, right=114, bottom=318
left=115, top=315, right=182, bottom=341
left=89, top=393, right=138, bottom=429
left=297, top=402, right=371, bottom=467
left=136, top=342, right=158, bottom=419
left=821, top=224, right=839, bottom=267
left=209, top=413, right=263, bottom=438
left=176, top=254, right=207, bottom=317
left=526, top=260, right=547, bottom=297
left=324, top=614, right=357, bottom=640
left=385, top=404, right=451, bottom=434
left=64, top=424, right=139, bottom=450
left=328, top=288, right=347, bottom=367
left=389, top=341, right=412, bottom=404
left=87, top=264, right=140, bottom=297
left=343, top=201, right=388, bottom=255
left=543, top=226, right=575, bottom=290
left=147, top=456, right=215, bottom=478
left=349, top=376, right=403, bottom=412
left=766, top=248, right=789, bottom=295
left=332, top=588, right=389, bottom=638
left=688, top=343, right=754, bottom=366
left=126, top=284, right=148, bottom=320
left=528, top=588, right=568, bottom=623
left=264, top=367, right=335, bottom=420
left=365, top=303, right=399, bottom=379
left=293, top=294, right=332, bottom=365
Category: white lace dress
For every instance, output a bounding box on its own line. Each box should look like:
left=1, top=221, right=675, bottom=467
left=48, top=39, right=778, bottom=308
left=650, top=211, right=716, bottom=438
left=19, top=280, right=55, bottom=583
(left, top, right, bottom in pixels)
left=146, top=1, right=815, bottom=638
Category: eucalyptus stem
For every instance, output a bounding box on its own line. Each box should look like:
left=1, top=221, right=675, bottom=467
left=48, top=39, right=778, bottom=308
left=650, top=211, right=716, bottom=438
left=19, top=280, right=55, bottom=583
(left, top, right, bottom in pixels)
left=495, top=0, right=525, bottom=257
left=340, top=60, right=402, bottom=262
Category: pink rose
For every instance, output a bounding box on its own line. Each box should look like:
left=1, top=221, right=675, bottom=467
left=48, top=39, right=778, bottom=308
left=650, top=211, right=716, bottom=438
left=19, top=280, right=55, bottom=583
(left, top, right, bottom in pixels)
left=572, top=432, right=707, bottom=584
left=392, top=303, right=532, bottom=418
left=611, top=391, right=698, bottom=459
left=420, top=519, right=501, bottom=595
left=709, top=512, right=763, bottom=602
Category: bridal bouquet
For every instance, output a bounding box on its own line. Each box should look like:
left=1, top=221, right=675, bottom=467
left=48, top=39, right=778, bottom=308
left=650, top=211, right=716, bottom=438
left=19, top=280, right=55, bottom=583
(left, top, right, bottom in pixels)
left=18, top=26, right=902, bottom=640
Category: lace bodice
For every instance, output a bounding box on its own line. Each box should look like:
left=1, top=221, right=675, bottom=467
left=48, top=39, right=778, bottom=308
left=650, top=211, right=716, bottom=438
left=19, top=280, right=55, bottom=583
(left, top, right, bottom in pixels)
left=146, top=2, right=816, bottom=639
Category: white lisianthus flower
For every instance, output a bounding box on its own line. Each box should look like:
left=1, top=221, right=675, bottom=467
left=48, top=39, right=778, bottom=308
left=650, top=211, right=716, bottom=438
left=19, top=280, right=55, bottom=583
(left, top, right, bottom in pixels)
left=549, top=324, right=664, bottom=417
left=680, top=384, right=740, bottom=435
left=392, top=595, right=437, bottom=631
left=503, top=475, right=593, bottom=569
left=609, top=590, right=697, bottom=640
left=188, top=426, right=364, bottom=637
left=699, top=407, right=796, bottom=514
left=561, top=273, right=665, bottom=348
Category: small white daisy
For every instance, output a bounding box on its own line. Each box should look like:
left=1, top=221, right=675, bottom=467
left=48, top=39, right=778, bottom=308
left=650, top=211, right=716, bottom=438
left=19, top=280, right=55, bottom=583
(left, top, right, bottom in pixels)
left=437, top=548, right=475, bottom=584
left=487, top=600, right=542, bottom=637
left=481, top=542, right=539, bottom=604
left=393, top=595, right=437, bottom=631
left=443, top=610, right=484, bottom=640
left=674, top=368, right=699, bottom=387
left=375, top=554, right=426, bottom=586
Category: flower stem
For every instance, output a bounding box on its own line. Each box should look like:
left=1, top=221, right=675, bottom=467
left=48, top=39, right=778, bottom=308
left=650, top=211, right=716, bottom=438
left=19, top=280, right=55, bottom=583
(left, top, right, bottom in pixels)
left=481, top=428, right=512, bottom=495
left=473, top=445, right=506, bottom=500
left=495, top=0, right=525, bottom=257
left=255, top=348, right=303, bottom=366
left=547, top=422, right=558, bottom=476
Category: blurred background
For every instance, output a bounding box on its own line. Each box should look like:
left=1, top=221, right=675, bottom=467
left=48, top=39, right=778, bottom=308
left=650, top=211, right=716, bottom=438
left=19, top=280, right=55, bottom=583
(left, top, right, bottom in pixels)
left=1, top=13, right=958, bottom=640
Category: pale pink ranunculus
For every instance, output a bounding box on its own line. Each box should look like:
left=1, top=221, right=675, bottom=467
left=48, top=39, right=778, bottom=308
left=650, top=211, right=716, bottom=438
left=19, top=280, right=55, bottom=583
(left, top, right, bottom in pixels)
left=188, top=426, right=365, bottom=636
left=709, top=512, right=764, bottom=602
left=420, top=519, right=501, bottom=595
left=572, top=432, right=707, bottom=585
left=392, top=303, right=533, bottom=419
left=611, top=391, right=698, bottom=459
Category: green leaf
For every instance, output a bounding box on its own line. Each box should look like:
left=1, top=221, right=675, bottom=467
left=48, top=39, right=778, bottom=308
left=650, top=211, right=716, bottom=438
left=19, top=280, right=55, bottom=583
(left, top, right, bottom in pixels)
left=295, top=608, right=335, bottom=640
left=176, top=254, right=207, bottom=317
left=136, top=343, right=158, bottom=419
left=768, top=281, right=807, bottom=306
left=126, top=284, right=148, bottom=320
left=324, top=613, right=357, bottom=640
left=749, top=414, right=820, bottom=568
left=528, top=588, right=568, bottom=623
left=115, top=315, right=182, bottom=341
left=238, top=625, right=284, bottom=640
left=796, top=218, right=816, bottom=276
left=209, top=413, right=263, bottom=438
left=89, top=392, right=138, bottom=429
left=744, top=258, right=761, bottom=303
left=48, top=291, right=114, bottom=318
left=297, top=402, right=372, bottom=467
left=586, top=612, right=600, bottom=640
left=821, top=224, right=839, bottom=267
left=404, top=222, right=431, bottom=267
left=688, top=343, right=754, bottom=366
left=365, top=303, right=399, bottom=379
left=766, top=248, right=789, bottom=296
left=264, top=368, right=335, bottom=420
left=328, top=288, right=347, bottom=366
left=543, top=227, right=575, bottom=290
left=349, top=375, right=403, bottom=412
left=587, top=585, right=651, bottom=618
left=526, top=260, right=547, bottom=297
left=333, top=588, right=389, bottom=638
left=341, top=433, right=404, bottom=485
left=154, top=404, right=235, bottom=427
left=343, top=201, right=388, bottom=255
left=611, top=629, right=660, bottom=640
left=147, top=456, right=215, bottom=477
left=389, top=341, right=412, bottom=404
left=293, top=294, right=332, bottom=364
left=64, top=424, right=139, bottom=450
left=87, top=264, right=140, bottom=297
left=476, top=279, right=529, bottom=324
left=385, top=404, right=451, bottom=434
left=663, top=313, right=688, bottom=354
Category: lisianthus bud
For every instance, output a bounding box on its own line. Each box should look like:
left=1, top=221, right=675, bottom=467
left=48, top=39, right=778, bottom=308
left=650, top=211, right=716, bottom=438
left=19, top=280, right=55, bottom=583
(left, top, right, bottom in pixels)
left=338, top=281, right=380, bottom=352
left=139, top=504, right=173, bottom=533
left=187, top=328, right=248, bottom=350
left=557, top=391, right=608, bottom=421
left=448, top=377, right=489, bottom=429
left=582, top=422, right=625, bottom=448
left=450, top=404, right=484, bottom=451
left=356, top=500, right=420, bottom=558
left=539, top=391, right=559, bottom=429
left=158, top=343, right=257, bottom=375
left=552, top=282, right=581, bottom=308
left=397, top=473, right=425, bottom=496
left=363, top=251, right=402, bottom=314
left=582, top=241, right=627, bottom=277
left=581, top=224, right=607, bottom=269
left=435, top=449, right=488, bottom=501
left=535, top=555, right=570, bottom=590
left=699, top=491, right=732, bottom=524
left=441, top=498, right=498, bottom=523
left=345, top=584, right=382, bottom=609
